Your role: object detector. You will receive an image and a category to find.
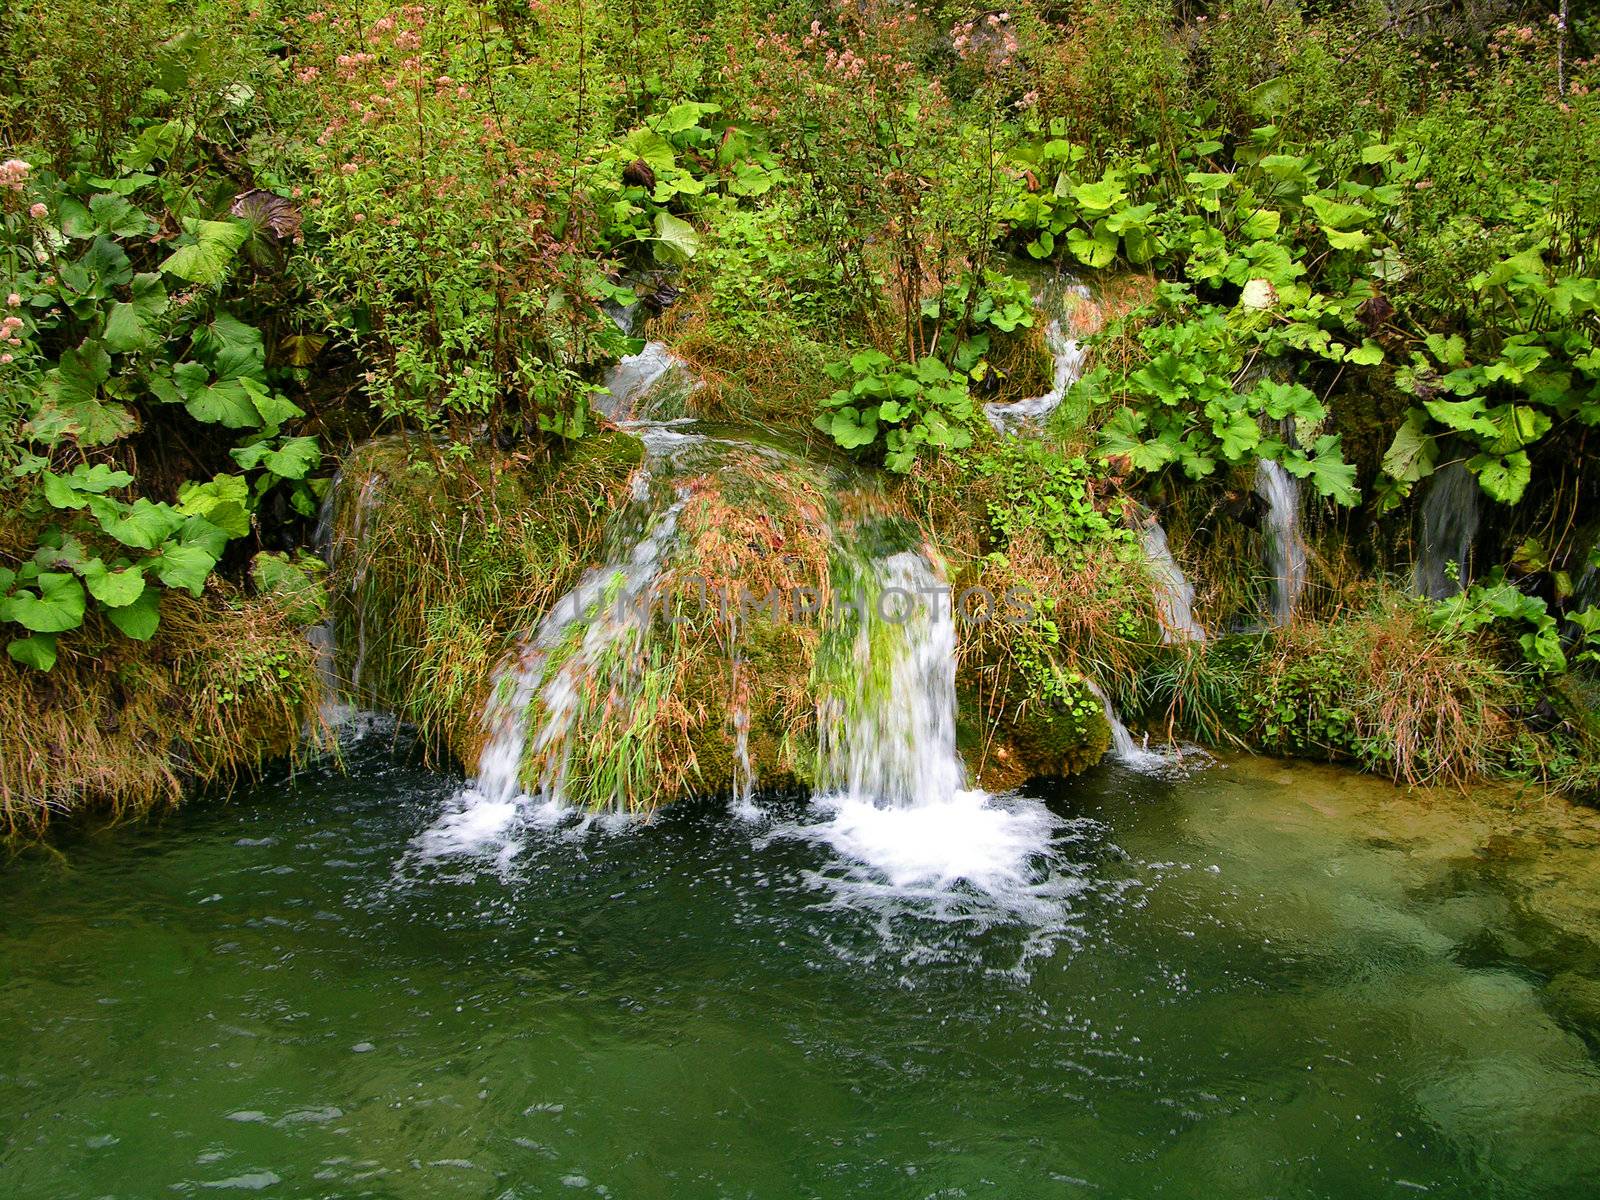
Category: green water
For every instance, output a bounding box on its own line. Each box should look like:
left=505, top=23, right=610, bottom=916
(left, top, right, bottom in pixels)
left=5, top=740, right=1600, bottom=1198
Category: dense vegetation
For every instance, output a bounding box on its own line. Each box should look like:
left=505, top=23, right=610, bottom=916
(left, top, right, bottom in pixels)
left=3, top=0, right=1600, bottom=827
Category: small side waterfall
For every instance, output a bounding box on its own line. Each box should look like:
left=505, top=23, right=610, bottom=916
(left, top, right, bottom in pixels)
left=1139, top=518, right=1206, bottom=643
left=1413, top=462, right=1479, bottom=600
left=984, top=279, right=1092, bottom=433
left=1255, top=458, right=1307, bottom=626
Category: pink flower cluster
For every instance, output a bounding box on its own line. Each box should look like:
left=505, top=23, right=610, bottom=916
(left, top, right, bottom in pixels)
left=1, top=158, right=30, bottom=192
left=951, top=13, right=1018, bottom=66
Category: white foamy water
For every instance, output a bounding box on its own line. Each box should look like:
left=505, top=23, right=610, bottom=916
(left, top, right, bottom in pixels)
left=412, top=498, right=685, bottom=859
left=796, top=551, right=1075, bottom=915
left=815, top=552, right=965, bottom=809
left=1085, top=680, right=1204, bottom=778
left=803, top=788, right=1057, bottom=892
left=595, top=341, right=699, bottom=422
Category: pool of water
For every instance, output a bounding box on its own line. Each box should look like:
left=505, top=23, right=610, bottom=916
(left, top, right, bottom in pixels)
left=4, top=738, right=1600, bottom=1198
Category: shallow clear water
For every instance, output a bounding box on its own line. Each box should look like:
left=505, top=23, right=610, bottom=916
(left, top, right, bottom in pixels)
left=5, top=741, right=1600, bottom=1198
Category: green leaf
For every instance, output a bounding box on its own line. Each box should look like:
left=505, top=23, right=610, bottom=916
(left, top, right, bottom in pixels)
left=1071, top=177, right=1126, bottom=212
left=83, top=559, right=146, bottom=608
left=651, top=211, right=699, bottom=264
left=88, top=192, right=153, bottom=237
left=175, top=474, right=252, bottom=538
left=152, top=542, right=218, bottom=596
left=654, top=100, right=720, bottom=135
left=1254, top=380, right=1327, bottom=423
left=26, top=341, right=135, bottom=448
left=1, top=572, right=86, bottom=633
left=101, top=273, right=170, bottom=353
left=1381, top=412, right=1437, bottom=483
left=1303, top=193, right=1373, bottom=231
left=1323, top=227, right=1371, bottom=252
left=87, top=495, right=182, bottom=548
left=1280, top=434, right=1359, bottom=505
left=1470, top=451, right=1532, bottom=504
left=8, top=633, right=58, bottom=671
left=161, top=218, right=250, bottom=287
left=104, top=587, right=160, bottom=640
left=1237, top=208, right=1281, bottom=240
left=1347, top=339, right=1385, bottom=366
left=1067, top=221, right=1118, bottom=269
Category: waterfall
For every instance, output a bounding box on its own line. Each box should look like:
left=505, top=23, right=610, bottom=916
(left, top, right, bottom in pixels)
left=1139, top=518, right=1206, bottom=643
left=815, top=551, right=966, bottom=809
left=1255, top=458, right=1307, bottom=626
left=1413, top=462, right=1479, bottom=600
left=984, top=281, right=1092, bottom=433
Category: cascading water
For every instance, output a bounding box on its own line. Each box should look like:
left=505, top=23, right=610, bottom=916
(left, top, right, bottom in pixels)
left=306, top=468, right=384, bottom=732
left=1413, top=461, right=1480, bottom=600
left=815, top=551, right=966, bottom=809
left=1255, top=457, right=1307, bottom=626
left=789, top=550, right=1073, bottom=902
left=984, top=280, right=1092, bottom=433
left=1139, top=517, right=1206, bottom=643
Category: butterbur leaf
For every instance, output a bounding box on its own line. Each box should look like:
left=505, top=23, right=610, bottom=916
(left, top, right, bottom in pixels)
left=105, top=587, right=160, bottom=639
left=102, top=273, right=169, bottom=353
left=1324, top=227, right=1371, bottom=252
left=651, top=212, right=699, bottom=264
left=176, top=474, right=252, bottom=538
left=1067, top=222, right=1118, bottom=268
left=8, top=633, right=58, bottom=671
left=26, top=340, right=135, bottom=447
left=655, top=100, right=720, bottom=135
left=232, top=436, right=321, bottom=480
left=1303, top=194, right=1373, bottom=230
left=1, top=572, right=86, bottom=633
left=1470, top=451, right=1532, bottom=504
left=1071, top=178, right=1126, bottom=212
left=87, top=495, right=182, bottom=549
left=162, top=218, right=250, bottom=287
left=83, top=559, right=146, bottom=608
left=152, top=543, right=218, bottom=596
left=1281, top=434, right=1359, bottom=505
left=1381, top=412, right=1437, bottom=483
left=1255, top=380, right=1326, bottom=423
left=88, top=192, right=153, bottom=237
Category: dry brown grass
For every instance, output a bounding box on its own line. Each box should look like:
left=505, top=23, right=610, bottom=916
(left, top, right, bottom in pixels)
left=0, top=589, right=324, bottom=836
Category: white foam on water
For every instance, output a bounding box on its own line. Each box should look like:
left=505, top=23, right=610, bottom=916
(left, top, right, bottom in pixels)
left=800, top=788, right=1058, bottom=894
